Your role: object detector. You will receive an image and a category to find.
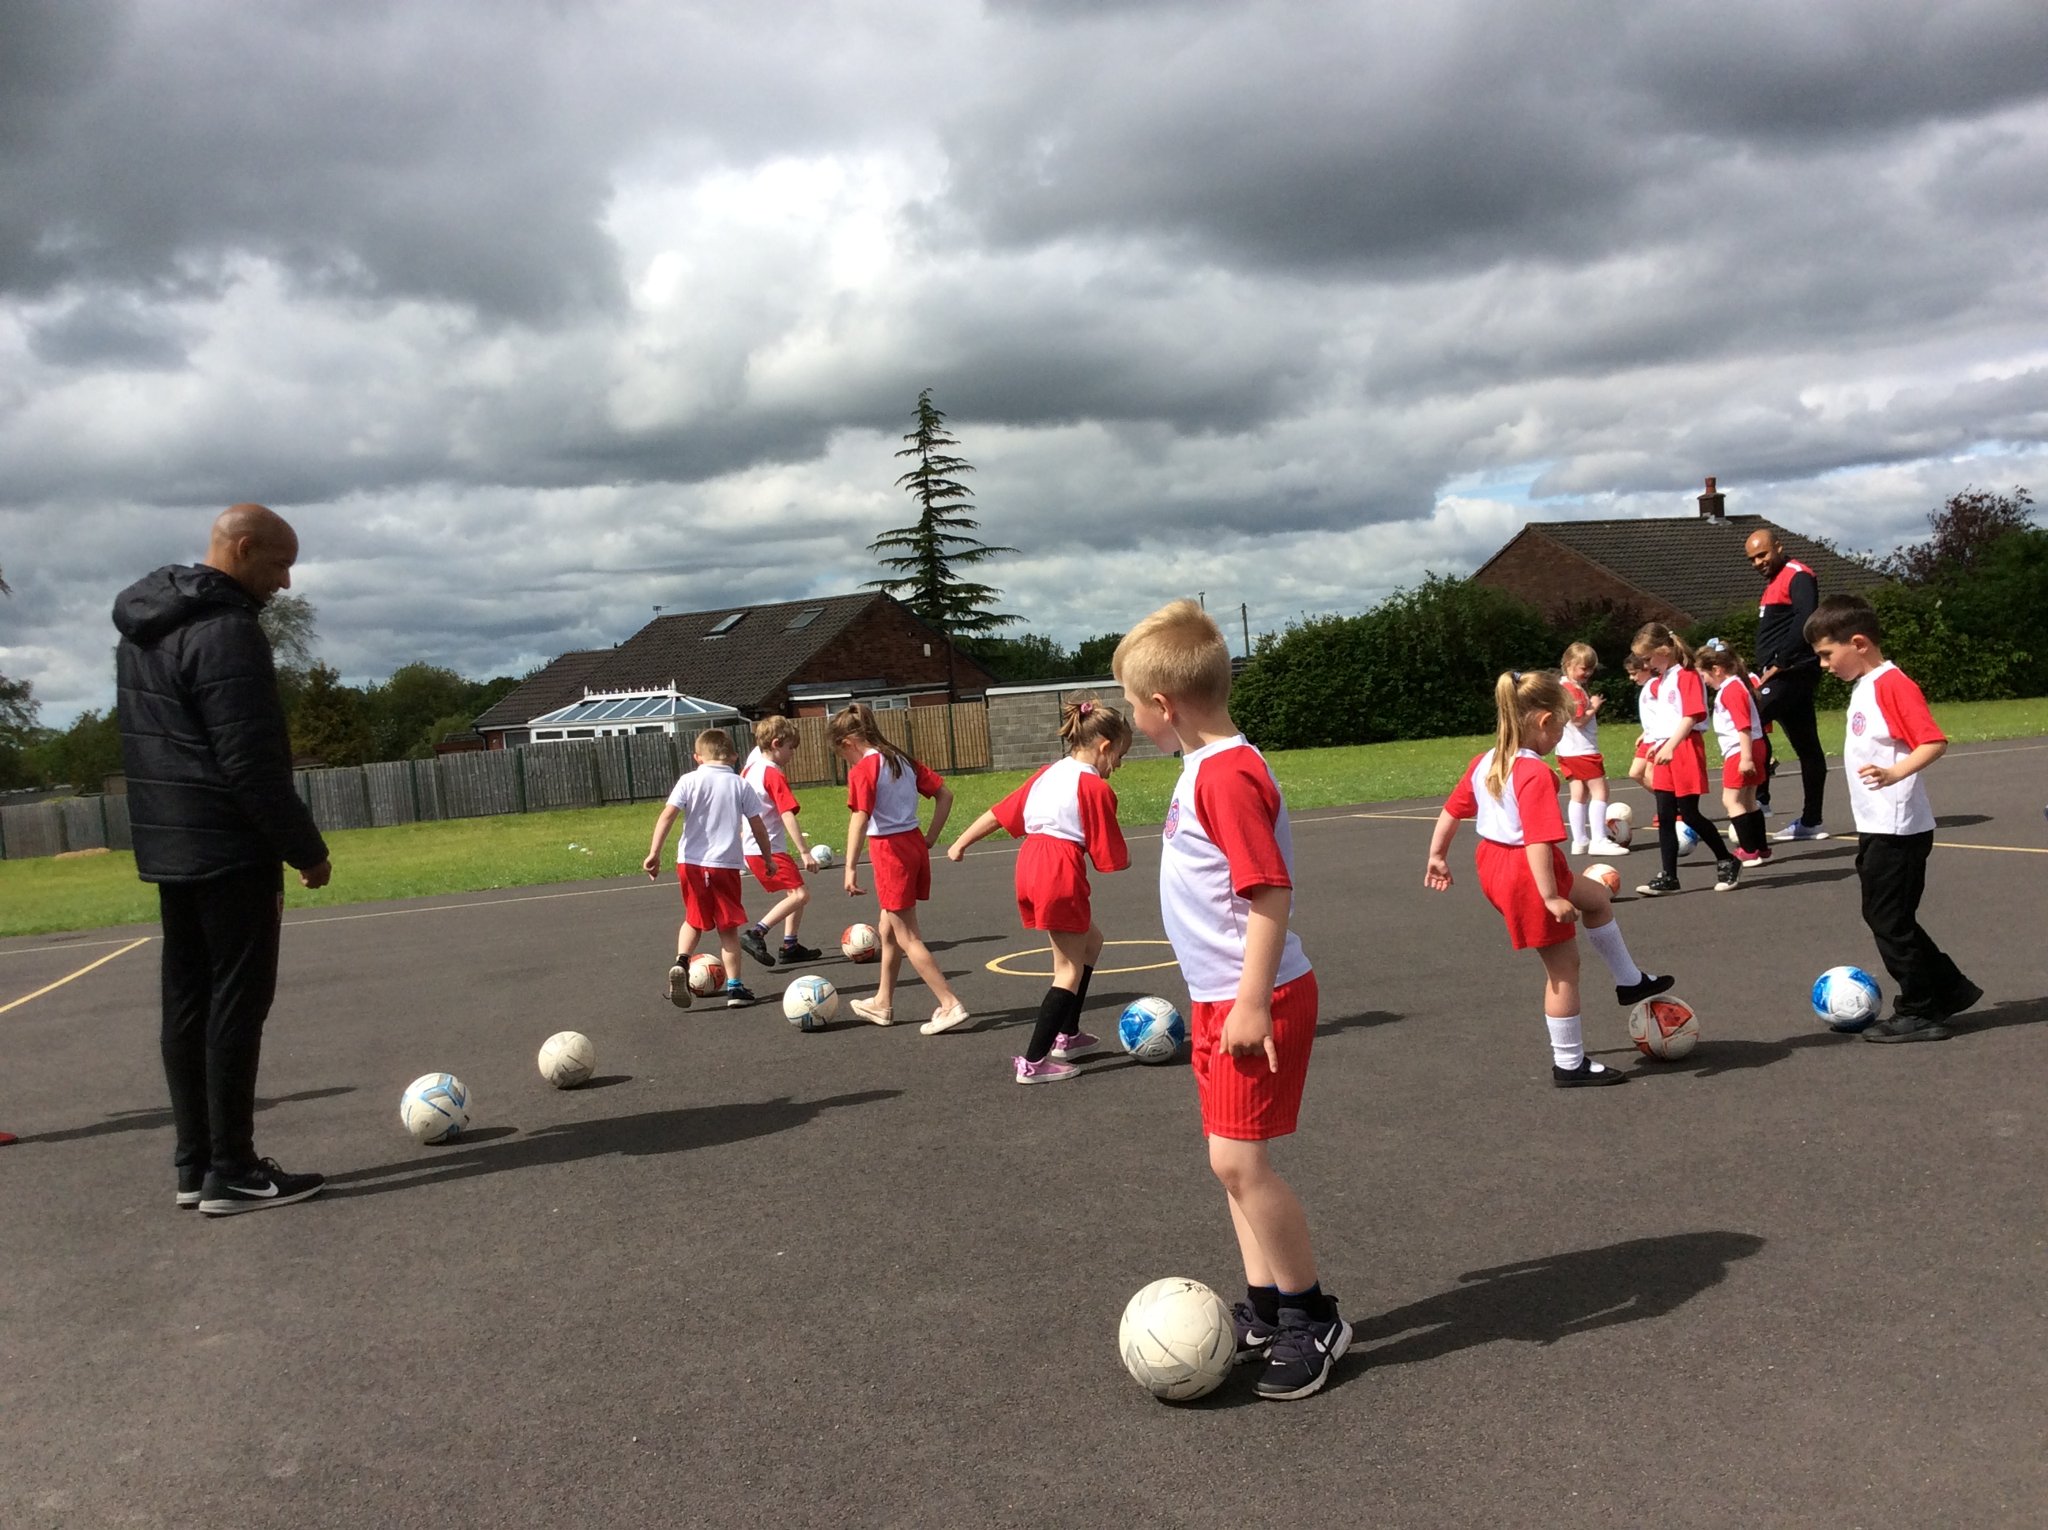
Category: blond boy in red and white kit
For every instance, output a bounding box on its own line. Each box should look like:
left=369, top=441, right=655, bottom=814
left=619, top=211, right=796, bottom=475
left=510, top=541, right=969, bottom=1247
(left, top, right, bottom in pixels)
left=1115, top=599, right=1346, bottom=1402
left=739, top=716, right=821, bottom=966
left=643, top=729, right=776, bottom=1009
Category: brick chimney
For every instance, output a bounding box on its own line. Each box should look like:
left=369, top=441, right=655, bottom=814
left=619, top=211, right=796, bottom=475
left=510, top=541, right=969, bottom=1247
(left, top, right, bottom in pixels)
left=1697, top=475, right=1726, bottom=519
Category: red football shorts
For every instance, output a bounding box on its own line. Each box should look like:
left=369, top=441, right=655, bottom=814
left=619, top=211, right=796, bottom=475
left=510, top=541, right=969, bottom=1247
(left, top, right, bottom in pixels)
left=1633, top=737, right=1657, bottom=761
left=1557, top=753, right=1606, bottom=782
left=1721, top=755, right=1761, bottom=790
left=1014, top=836, right=1091, bottom=933
left=1651, top=733, right=1709, bottom=797
left=677, top=864, right=748, bottom=932
left=1190, top=970, right=1319, bottom=1141
left=868, top=831, right=931, bottom=913
left=746, top=852, right=805, bottom=893
left=1476, top=838, right=1577, bottom=951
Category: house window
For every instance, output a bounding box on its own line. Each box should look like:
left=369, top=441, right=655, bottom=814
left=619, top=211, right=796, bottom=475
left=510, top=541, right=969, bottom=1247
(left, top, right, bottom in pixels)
left=869, top=695, right=909, bottom=710
left=705, top=613, right=745, bottom=636
left=787, top=607, right=824, bottom=630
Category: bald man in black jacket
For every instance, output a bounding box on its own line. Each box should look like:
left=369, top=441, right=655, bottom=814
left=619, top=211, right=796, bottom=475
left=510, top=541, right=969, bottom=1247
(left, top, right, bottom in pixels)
left=1745, top=528, right=1830, bottom=840
left=115, top=505, right=332, bottom=1216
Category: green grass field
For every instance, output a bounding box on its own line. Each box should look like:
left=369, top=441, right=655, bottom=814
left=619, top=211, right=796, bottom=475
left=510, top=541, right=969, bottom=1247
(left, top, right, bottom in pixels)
left=7, top=696, right=2045, bottom=939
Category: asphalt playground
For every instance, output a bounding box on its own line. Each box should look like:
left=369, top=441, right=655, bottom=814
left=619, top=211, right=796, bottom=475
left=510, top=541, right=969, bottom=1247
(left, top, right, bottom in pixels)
left=4, top=739, right=2046, bottom=1529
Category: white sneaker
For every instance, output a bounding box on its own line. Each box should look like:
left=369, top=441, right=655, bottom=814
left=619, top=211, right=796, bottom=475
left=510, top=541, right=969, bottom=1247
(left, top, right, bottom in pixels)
left=666, top=963, right=692, bottom=1008
left=921, top=1002, right=971, bottom=1036
left=1569, top=838, right=1590, bottom=856
left=1589, top=837, right=1631, bottom=856
left=850, top=997, right=894, bottom=1026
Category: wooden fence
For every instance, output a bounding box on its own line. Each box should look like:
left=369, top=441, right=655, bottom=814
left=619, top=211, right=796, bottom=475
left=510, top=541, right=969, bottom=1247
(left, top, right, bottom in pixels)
left=0, top=703, right=997, bottom=857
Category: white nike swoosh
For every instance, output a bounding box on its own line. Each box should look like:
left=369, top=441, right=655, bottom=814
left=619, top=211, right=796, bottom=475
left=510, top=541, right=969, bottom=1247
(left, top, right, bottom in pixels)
left=234, top=1182, right=281, bottom=1199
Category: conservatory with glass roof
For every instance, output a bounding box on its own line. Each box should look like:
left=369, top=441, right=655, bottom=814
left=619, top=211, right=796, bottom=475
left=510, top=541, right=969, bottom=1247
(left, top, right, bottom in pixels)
left=523, top=688, right=743, bottom=742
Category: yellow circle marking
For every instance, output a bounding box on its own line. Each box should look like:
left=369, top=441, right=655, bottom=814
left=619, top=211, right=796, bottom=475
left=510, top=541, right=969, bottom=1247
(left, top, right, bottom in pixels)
left=985, top=938, right=1181, bottom=978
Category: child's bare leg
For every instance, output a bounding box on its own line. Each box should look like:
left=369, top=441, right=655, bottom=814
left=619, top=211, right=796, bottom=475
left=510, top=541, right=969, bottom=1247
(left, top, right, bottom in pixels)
left=758, top=883, right=806, bottom=934
left=1047, top=929, right=1088, bottom=994
left=717, top=926, right=744, bottom=978
left=1568, top=779, right=1589, bottom=805
left=1210, top=1137, right=1317, bottom=1293
left=675, top=923, right=702, bottom=959
left=1536, top=939, right=1589, bottom=1068
left=874, top=914, right=904, bottom=1009
left=888, top=908, right=960, bottom=1010
left=1572, top=879, right=1652, bottom=989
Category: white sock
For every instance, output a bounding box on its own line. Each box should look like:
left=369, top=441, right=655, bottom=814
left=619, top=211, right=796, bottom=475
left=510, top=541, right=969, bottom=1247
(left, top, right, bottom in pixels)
left=1568, top=800, right=1589, bottom=843
left=1546, top=1013, right=1584, bottom=1069
left=1594, top=802, right=1615, bottom=838
left=1583, top=920, right=1644, bottom=986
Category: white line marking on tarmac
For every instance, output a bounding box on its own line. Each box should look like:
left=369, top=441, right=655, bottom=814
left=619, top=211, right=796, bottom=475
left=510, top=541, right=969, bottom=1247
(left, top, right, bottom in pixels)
left=1934, top=841, right=2048, bottom=855
left=0, top=937, right=150, bottom=1015
left=283, top=880, right=658, bottom=928
left=0, top=935, right=157, bottom=958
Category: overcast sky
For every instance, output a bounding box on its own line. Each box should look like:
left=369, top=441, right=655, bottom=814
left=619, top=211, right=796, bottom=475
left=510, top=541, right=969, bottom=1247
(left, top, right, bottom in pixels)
left=5, top=0, right=2047, bottom=723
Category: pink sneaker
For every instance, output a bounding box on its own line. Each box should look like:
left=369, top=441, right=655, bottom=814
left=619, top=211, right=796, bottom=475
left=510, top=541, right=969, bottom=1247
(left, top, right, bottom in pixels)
left=1014, top=1055, right=1078, bottom=1085
left=1730, top=846, right=1766, bottom=864
left=1050, top=1030, right=1099, bottom=1061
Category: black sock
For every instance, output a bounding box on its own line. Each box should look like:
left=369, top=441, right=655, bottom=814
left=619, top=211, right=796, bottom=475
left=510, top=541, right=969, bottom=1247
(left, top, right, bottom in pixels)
left=1075, top=964, right=1095, bottom=1011
left=1656, top=791, right=1680, bottom=876
left=1278, top=1282, right=1332, bottom=1322
left=1738, top=811, right=1768, bottom=854
left=1680, top=798, right=1729, bottom=860
left=1024, top=989, right=1068, bottom=1064
left=1248, top=1284, right=1281, bottom=1324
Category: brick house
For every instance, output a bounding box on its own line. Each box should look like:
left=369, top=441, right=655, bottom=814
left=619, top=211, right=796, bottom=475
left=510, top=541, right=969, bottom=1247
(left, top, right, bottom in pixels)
left=1471, top=478, right=1886, bottom=628
left=471, top=593, right=999, bottom=748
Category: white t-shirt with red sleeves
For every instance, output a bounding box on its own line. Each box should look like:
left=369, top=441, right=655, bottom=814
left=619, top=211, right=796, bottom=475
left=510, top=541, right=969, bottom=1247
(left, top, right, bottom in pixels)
left=664, top=762, right=773, bottom=869
left=1843, top=662, right=1944, bottom=835
left=741, top=747, right=802, bottom=856
left=1649, top=666, right=1710, bottom=735
left=1709, top=675, right=1764, bottom=758
left=1444, top=748, right=1568, bottom=846
left=846, top=748, right=944, bottom=837
left=1559, top=679, right=1599, bottom=758
left=990, top=754, right=1129, bottom=871
left=1159, top=737, right=1312, bottom=1003
left=1635, top=676, right=1672, bottom=746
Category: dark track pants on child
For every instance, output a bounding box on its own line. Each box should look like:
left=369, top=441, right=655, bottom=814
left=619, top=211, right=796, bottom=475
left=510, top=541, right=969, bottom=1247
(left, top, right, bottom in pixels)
left=158, top=864, right=284, bottom=1178
left=1856, top=831, right=1968, bottom=1019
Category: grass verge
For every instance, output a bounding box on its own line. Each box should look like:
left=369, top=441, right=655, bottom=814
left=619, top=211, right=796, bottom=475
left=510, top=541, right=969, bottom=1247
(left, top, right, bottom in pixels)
left=7, top=696, right=2045, bottom=939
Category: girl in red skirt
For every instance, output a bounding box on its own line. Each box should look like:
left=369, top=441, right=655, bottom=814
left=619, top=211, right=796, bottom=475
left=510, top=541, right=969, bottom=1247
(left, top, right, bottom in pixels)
left=948, top=695, right=1133, bottom=1084
left=1557, top=641, right=1629, bottom=856
left=1696, top=640, right=1771, bottom=864
left=1425, top=670, right=1674, bottom=1087
left=831, top=703, right=969, bottom=1035
left=1631, top=623, right=1737, bottom=896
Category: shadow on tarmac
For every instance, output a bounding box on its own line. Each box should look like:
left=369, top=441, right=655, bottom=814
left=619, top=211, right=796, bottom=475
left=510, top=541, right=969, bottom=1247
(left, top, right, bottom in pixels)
left=16, top=1085, right=357, bottom=1145
left=1317, top=1009, right=1403, bottom=1038
left=1354, top=1231, right=1767, bottom=1367
left=323, top=1089, right=902, bottom=1198
left=1594, top=1030, right=1842, bottom=1078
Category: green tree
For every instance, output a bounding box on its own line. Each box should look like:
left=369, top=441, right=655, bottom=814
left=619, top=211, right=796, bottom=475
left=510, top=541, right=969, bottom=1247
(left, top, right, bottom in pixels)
left=28, top=707, right=125, bottom=789
left=870, top=388, right=1015, bottom=644
left=364, top=662, right=472, bottom=760
left=956, top=632, right=1071, bottom=683
left=1879, top=485, right=2035, bottom=585
left=290, top=663, right=373, bottom=766
left=0, top=673, right=39, bottom=790
left=1070, top=632, right=1124, bottom=677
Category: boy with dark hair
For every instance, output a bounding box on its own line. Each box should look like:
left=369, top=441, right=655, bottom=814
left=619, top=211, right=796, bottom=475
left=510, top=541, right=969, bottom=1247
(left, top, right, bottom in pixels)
left=1804, top=595, right=1981, bottom=1041
left=1115, top=600, right=1348, bottom=1400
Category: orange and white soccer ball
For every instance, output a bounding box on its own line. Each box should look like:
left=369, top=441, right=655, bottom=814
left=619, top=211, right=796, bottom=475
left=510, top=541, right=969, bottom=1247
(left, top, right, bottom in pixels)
left=687, top=953, right=727, bottom=995
left=1583, top=863, right=1622, bottom=894
left=1604, top=802, right=1634, bottom=847
left=841, top=923, right=881, bottom=963
left=1628, top=995, right=1699, bottom=1059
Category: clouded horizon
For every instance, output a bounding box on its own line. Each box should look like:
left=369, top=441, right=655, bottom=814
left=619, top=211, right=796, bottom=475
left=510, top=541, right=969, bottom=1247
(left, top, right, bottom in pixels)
left=5, top=0, right=2047, bottom=724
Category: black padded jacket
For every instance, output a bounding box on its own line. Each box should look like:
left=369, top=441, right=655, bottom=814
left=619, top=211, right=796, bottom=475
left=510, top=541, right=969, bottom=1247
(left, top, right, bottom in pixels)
left=113, top=565, right=328, bottom=882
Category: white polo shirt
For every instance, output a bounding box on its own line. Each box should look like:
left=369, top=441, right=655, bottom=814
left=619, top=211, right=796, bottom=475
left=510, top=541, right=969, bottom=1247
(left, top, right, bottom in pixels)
left=664, top=762, right=771, bottom=869
left=1842, top=662, right=1943, bottom=836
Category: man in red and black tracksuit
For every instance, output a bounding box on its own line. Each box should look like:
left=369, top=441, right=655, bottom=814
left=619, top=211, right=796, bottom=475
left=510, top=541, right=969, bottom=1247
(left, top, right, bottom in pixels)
left=1745, top=528, right=1829, bottom=840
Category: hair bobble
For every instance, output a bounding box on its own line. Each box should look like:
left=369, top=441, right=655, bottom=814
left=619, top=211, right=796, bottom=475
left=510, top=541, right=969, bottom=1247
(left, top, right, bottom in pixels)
left=1511, top=670, right=1523, bottom=683
left=1077, top=700, right=1094, bottom=715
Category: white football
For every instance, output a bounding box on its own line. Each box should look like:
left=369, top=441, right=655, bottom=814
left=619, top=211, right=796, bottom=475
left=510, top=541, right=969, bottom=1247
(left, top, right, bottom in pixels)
left=537, top=1031, right=595, bottom=1089
left=400, top=1073, right=470, bottom=1144
left=1118, top=1277, right=1234, bottom=1402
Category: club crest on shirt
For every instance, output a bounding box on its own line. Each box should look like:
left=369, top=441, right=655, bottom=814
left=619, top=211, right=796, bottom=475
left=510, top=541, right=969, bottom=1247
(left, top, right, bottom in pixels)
left=1850, top=711, right=1867, bottom=736
left=1163, top=798, right=1181, bottom=840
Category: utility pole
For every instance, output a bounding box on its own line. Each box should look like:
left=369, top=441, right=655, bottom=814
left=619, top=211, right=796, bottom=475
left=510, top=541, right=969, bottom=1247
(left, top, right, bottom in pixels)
left=1240, top=603, right=1250, bottom=659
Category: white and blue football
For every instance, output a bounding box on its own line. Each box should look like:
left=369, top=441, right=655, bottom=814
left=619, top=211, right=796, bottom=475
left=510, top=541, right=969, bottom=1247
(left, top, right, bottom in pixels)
left=1118, top=997, right=1187, bottom=1064
left=1812, top=966, right=1882, bottom=1032
left=400, top=1072, right=470, bottom=1144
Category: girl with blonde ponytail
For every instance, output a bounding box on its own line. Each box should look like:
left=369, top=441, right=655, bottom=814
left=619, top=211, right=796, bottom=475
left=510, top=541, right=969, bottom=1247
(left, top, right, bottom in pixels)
left=1425, top=671, right=1676, bottom=1088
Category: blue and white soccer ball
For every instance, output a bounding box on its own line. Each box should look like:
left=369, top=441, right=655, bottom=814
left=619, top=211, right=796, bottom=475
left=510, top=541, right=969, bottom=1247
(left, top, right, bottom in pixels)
left=1676, top=820, right=1701, bottom=856
left=400, top=1072, right=470, bottom=1144
left=1812, top=965, right=1882, bottom=1032
left=782, top=974, right=839, bottom=1031
left=1118, top=997, right=1187, bottom=1064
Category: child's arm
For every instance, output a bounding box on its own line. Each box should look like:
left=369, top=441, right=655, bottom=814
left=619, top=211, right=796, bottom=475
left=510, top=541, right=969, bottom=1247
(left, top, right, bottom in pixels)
left=1528, top=840, right=1579, bottom=924
left=1738, top=736, right=1758, bottom=781
left=1218, top=885, right=1289, bottom=1074
left=1860, top=739, right=1946, bottom=789
left=843, top=809, right=870, bottom=895
left=780, top=810, right=810, bottom=864
left=924, top=784, right=954, bottom=847
left=744, top=814, right=773, bottom=862
left=643, top=805, right=681, bottom=878
left=1424, top=809, right=1462, bottom=889
left=946, top=808, right=1002, bottom=862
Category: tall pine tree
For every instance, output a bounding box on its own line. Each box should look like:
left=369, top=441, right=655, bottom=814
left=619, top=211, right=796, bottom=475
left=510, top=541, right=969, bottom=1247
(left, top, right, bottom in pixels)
left=869, top=390, right=1015, bottom=663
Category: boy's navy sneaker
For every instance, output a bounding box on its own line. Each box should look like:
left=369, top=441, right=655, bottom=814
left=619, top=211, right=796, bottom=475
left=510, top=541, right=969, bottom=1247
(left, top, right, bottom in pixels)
left=724, top=983, right=757, bottom=1008
left=1863, top=1013, right=1952, bottom=1043
left=781, top=941, right=823, bottom=962
left=177, top=1163, right=208, bottom=1209
left=1936, top=979, right=1984, bottom=1019
left=1553, top=1057, right=1628, bottom=1087
left=1257, top=1304, right=1351, bottom=1400
left=739, top=927, right=776, bottom=969
left=197, top=1159, right=325, bottom=1217
left=1230, top=1300, right=1277, bottom=1365
left=1634, top=874, right=1681, bottom=897
left=1616, top=972, right=1675, bottom=1007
